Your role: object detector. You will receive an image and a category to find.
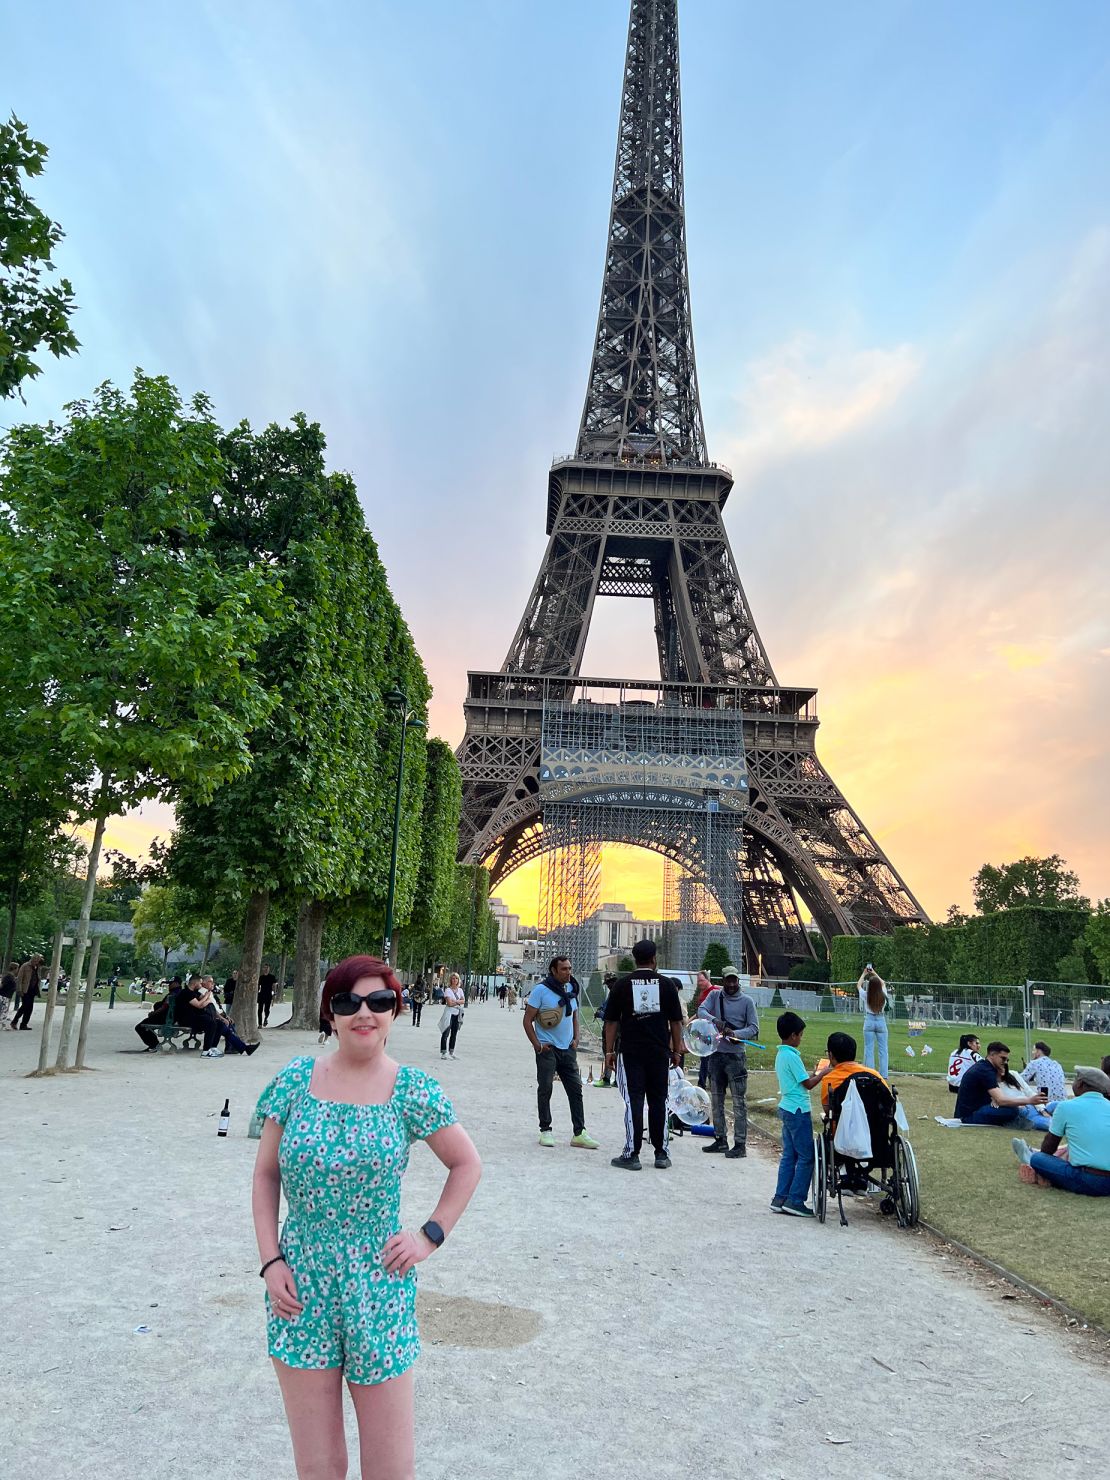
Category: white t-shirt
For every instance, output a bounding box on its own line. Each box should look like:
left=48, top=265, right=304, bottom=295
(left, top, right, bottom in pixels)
left=857, top=972, right=889, bottom=1015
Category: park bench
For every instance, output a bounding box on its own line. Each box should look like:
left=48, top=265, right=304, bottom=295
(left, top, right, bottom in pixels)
left=151, top=994, right=204, bottom=1052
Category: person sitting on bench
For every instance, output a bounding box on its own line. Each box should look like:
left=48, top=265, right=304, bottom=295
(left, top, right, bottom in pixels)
left=134, top=979, right=182, bottom=1050
left=178, top=974, right=257, bottom=1057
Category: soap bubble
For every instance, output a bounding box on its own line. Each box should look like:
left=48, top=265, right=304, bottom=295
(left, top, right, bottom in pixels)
left=669, top=1082, right=712, bottom=1126
left=683, top=1019, right=719, bottom=1057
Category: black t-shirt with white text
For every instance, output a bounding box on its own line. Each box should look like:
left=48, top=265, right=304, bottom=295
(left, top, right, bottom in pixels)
left=603, top=970, right=683, bottom=1058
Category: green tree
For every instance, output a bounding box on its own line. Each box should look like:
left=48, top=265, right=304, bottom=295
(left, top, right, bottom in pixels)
left=131, top=884, right=208, bottom=976
left=0, top=374, right=277, bottom=1070
left=700, top=942, right=730, bottom=978
left=1084, top=901, right=1110, bottom=984
left=971, top=855, right=1089, bottom=915
left=0, top=116, right=79, bottom=400
left=617, top=955, right=635, bottom=974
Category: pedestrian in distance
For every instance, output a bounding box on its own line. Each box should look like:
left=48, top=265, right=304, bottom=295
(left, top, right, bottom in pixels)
left=252, top=954, right=482, bottom=1480
left=523, top=956, right=599, bottom=1150
left=410, top=978, right=427, bottom=1028
left=604, top=940, right=685, bottom=1171
left=438, top=973, right=464, bottom=1059
left=258, top=962, right=278, bottom=1027
left=858, top=965, right=890, bottom=1078
left=11, top=953, right=44, bottom=1030
left=772, top=1011, right=831, bottom=1217
left=697, top=965, right=758, bottom=1159
left=223, top=969, right=239, bottom=1015
left=0, top=966, right=17, bottom=1029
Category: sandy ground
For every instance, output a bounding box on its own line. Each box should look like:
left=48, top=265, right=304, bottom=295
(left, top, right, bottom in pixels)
left=2, top=999, right=1108, bottom=1480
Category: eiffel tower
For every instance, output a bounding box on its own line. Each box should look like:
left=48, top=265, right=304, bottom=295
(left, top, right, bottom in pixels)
left=457, top=0, right=928, bottom=974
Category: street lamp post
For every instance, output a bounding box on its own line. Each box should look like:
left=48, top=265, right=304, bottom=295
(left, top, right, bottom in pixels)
left=383, top=687, right=425, bottom=966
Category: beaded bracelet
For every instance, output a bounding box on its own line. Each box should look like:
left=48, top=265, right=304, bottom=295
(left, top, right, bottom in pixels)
left=259, top=1256, right=285, bottom=1278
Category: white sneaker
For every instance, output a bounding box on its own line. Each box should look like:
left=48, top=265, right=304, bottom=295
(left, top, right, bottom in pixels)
left=202, top=1048, right=222, bottom=1058
left=441, top=1051, right=447, bottom=1059
left=449, top=1052, right=459, bottom=1060
left=317, top=1032, right=326, bottom=1044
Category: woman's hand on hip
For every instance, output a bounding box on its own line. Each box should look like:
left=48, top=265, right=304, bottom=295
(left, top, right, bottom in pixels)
left=265, top=1261, right=304, bottom=1319
left=382, top=1229, right=435, bottom=1277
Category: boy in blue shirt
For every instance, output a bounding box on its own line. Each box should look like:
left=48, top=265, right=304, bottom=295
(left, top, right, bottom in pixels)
left=773, top=1011, right=831, bottom=1217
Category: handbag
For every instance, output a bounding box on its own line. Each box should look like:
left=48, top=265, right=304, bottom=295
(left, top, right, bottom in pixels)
left=833, top=1078, right=873, bottom=1160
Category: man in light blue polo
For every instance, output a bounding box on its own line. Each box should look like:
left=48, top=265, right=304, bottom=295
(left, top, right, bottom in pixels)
left=523, top=956, right=599, bottom=1150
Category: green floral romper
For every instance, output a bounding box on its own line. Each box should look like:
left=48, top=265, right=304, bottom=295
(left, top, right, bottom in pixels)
left=255, top=1056, right=456, bottom=1384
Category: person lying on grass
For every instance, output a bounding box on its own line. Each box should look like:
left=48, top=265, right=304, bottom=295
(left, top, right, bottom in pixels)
left=1012, top=1065, right=1110, bottom=1196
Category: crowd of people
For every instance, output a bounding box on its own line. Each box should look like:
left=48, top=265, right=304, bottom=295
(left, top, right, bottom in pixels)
left=131, top=966, right=291, bottom=1055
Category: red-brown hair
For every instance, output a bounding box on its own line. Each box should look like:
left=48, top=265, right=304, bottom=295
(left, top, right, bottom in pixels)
left=320, top=955, right=403, bottom=1020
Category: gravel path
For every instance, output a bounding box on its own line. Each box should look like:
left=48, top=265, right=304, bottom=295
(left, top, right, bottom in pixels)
left=2, top=999, right=1106, bottom=1479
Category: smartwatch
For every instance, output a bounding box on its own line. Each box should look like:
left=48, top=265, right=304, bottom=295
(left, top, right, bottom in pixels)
left=420, top=1220, right=445, bottom=1248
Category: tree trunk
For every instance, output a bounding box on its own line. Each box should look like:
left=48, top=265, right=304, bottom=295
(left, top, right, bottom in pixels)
left=72, top=933, right=102, bottom=1071
left=290, top=898, right=328, bottom=1030
left=200, top=921, right=214, bottom=969
left=236, top=890, right=269, bottom=1046
left=31, top=926, right=66, bottom=1077
left=277, top=949, right=288, bottom=1003
left=56, top=803, right=109, bottom=1071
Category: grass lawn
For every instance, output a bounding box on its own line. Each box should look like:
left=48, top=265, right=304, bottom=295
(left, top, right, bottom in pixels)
left=737, top=1010, right=1110, bottom=1330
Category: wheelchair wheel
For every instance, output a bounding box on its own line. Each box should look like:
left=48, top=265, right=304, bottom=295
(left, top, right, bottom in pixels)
left=812, top=1131, right=828, bottom=1224
left=893, top=1137, right=920, bottom=1228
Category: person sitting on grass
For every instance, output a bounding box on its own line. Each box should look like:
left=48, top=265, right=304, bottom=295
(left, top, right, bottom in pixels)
left=954, top=1041, right=1049, bottom=1130
left=946, top=1034, right=981, bottom=1095
left=1012, top=1065, right=1110, bottom=1196
left=1022, top=1041, right=1068, bottom=1107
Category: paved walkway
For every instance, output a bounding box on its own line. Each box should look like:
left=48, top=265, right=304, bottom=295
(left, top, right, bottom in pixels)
left=2, top=999, right=1107, bottom=1479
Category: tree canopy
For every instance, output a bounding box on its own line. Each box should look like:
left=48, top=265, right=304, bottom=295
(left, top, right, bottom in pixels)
left=0, top=116, right=79, bottom=399
left=971, top=855, right=1089, bottom=915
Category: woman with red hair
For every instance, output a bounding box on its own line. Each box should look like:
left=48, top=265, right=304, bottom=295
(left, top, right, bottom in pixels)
left=252, top=954, right=481, bottom=1479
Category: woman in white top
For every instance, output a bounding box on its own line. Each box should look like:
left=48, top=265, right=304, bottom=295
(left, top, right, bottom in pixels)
left=857, top=966, right=890, bottom=1078
left=439, top=972, right=465, bottom=1060
left=946, top=1034, right=981, bottom=1094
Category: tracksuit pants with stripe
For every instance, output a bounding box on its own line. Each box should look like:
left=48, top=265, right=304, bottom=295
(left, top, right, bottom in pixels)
left=617, top=1052, right=670, bottom=1157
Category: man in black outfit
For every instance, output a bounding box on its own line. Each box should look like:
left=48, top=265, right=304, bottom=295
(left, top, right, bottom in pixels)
left=257, top=964, right=278, bottom=1027
left=603, top=940, right=685, bottom=1171
left=134, top=979, right=182, bottom=1050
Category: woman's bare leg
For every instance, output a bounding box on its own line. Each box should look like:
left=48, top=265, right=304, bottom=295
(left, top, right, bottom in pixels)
left=347, top=1368, right=415, bottom=1480
left=273, top=1360, right=348, bottom=1479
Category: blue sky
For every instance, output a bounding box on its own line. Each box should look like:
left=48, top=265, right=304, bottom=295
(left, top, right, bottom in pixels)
left=4, top=0, right=1109, bottom=920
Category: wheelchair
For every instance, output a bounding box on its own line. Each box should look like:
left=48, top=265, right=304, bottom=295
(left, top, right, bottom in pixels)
left=812, top=1071, right=920, bottom=1229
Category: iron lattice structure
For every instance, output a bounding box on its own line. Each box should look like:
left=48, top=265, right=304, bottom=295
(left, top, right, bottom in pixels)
left=456, top=0, right=929, bottom=975
left=662, top=859, right=729, bottom=974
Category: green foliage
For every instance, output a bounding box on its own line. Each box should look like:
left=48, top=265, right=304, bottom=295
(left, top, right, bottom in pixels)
left=829, top=935, right=896, bottom=983
left=617, top=955, right=635, bottom=973
left=788, top=960, right=830, bottom=984
left=1085, top=901, right=1110, bottom=984
left=0, top=116, right=79, bottom=400
left=0, top=374, right=278, bottom=825
left=700, top=942, right=730, bottom=977
left=971, top=854, right=1089, bottom=914
left=130, top=884, right=208, bottom=964
left=408, top=740, right=462, bottom=942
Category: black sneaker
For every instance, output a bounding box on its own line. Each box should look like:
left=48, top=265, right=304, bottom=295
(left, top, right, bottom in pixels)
left=702, top=1138, right=727, bottom=1153
left=724, top=1144, right=747, bottom=1159
left=611, top=1154, right=642, bottom=1171
left=244, top=1043, right=260, bottom=1056
left=654, top=1153, right=672, bottom=1170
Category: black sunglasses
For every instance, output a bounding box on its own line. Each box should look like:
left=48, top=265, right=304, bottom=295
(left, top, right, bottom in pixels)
left=331, top=990, right=396, bottom=1017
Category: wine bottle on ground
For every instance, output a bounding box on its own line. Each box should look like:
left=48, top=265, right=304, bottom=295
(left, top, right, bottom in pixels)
left=217, top=1098, right=230, bottom=1137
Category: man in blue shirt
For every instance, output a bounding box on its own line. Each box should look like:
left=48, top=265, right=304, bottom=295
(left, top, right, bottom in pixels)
left=954, top=1041, right=1049, bottom=1130
left=1012, top=1065, right=1110, bottom=1195
left=524, top=957, right=599, bottom=1151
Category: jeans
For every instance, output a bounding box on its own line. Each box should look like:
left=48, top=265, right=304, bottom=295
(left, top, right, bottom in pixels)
left=965, top=1104, right=1050, bottom=1132
left=616, top=1052, right=670, bottom=1156
left=440, top=1014, right=460, bottom=1054
left=774, top=1108, right=815, bottom=1207
left=1029, top=1153, right=1110, bottom=1196
left=12, top=991, right=37, bottom=1029
left=863, top=1013, right=888, bottom=1078
left=708, top=1052, right=748, bottom=1146
left=257, top=991, right=273, bottom=1027
left=535, top=1046, right=585, bottom=1135
left=411, top=1001, right=423, bottom=1026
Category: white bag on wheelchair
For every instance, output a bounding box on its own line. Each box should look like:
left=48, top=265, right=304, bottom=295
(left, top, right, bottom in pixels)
left=894, top=1099, right=910, bottom=1132
left=834, top=1079, right=873, bottom=1160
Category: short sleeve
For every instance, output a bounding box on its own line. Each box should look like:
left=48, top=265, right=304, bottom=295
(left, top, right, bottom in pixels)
left=526, top=987, right=544, bottom=1009
left=254, top=1056, right=313, bottom=1128
left=1049, top=1101, right=1070, bottom=1139
left=603, top=984, right=625, bottom=1021
left=398, top=1067, right=457, bottom=1142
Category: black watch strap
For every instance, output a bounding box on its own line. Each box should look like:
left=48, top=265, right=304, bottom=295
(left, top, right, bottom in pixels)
left=420, top=1220, right=445, bottom=1248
